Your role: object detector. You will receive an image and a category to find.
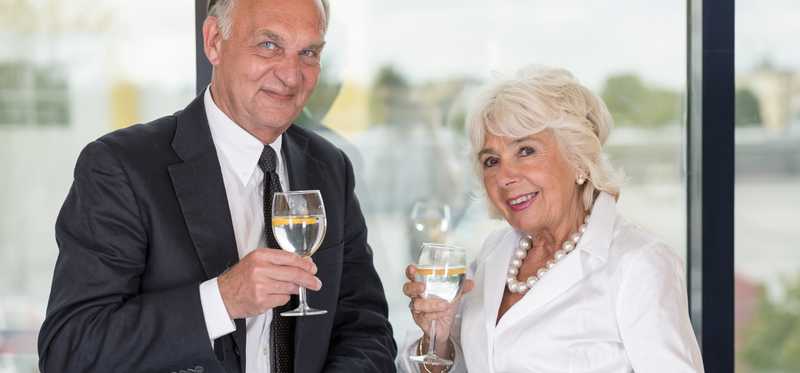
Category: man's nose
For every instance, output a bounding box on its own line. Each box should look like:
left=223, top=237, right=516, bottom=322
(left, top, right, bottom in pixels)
left=274, top=55, right=302, bottom=88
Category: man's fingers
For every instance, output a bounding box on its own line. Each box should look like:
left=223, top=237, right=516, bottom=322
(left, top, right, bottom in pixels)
left=252, top=248, right=316, bottom=273
left=260, top=265, right=322, bottom=291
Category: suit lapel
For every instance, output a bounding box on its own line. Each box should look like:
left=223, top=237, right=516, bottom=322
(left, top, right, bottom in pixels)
left=282, top=125, right=312, bottom=191
left=167, top=94, right=246, bottom=371
left=281, top=126, right=322, bottom=371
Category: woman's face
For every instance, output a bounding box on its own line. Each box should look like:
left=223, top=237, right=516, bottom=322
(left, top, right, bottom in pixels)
left=479, top=129, right=581, bottom=235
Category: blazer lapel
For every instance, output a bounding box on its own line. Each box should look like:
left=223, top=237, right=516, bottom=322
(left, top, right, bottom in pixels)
left=282, top=125, right=312, bottom=191
left=167, top=95, right=246, bottom=370
left=281, top=125, right=328, bottom=370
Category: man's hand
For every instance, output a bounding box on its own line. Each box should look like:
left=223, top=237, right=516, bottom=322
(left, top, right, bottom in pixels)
left=218, top=248, right=321, bottom=319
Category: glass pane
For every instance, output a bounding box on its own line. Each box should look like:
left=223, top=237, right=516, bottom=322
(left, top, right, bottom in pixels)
left=311, top=0, right=687, bottom=347
left=735, top=1, right=800, bottom=372
left=0, top=1, right=195, bottom=370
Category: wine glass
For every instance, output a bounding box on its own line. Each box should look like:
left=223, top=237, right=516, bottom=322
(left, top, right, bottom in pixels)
left=271, top=190, right=328, bottom=316
left=408, top=243, right=466, bottom=366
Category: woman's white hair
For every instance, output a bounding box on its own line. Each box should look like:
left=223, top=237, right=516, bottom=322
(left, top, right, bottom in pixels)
left=466, top=66, right=623, bottom=214
left=208, top=0, right=330, bottom=39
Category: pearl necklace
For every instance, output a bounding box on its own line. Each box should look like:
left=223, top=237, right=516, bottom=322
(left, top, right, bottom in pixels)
left=506, top=214, right=590, bottom=294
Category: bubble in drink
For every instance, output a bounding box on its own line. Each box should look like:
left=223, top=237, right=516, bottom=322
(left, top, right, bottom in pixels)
left=272, top=215, right=327, bottom=257
left=416, top=265, right=466, bottom=302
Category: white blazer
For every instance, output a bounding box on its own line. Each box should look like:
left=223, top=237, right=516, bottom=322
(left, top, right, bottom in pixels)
left=399, top=192, right=704, bottom=373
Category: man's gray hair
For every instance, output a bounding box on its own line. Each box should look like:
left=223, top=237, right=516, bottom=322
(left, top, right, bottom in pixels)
left=208, top=0, right=330, bottom=39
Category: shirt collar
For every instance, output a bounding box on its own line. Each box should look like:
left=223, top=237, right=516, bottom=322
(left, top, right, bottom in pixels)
left=577, top=191, right=618, bottom=260
left=204, top=86, right=283, bottom=186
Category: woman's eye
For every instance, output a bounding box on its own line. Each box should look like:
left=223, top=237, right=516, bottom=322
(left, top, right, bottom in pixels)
left=519, top=146, right=535, bottom=157
left=482, top=157, right=499, bottom=168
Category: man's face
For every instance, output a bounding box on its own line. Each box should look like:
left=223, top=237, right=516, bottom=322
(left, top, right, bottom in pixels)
left=207, top=0, right=325, bottom=141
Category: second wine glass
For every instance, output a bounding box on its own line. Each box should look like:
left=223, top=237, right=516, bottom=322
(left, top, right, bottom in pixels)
left=409, top=243, right=466, bottom=366
left=271, top=190, right=328, bottom=316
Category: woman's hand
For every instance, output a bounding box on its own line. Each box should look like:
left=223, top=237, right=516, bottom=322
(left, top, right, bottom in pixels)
left=403, top=264, right=475, bottom=346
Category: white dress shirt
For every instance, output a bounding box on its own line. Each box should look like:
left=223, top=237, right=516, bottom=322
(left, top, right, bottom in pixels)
left=198, top=87, right=289, bottom=373
left=399, top=192, right=704, bottom=373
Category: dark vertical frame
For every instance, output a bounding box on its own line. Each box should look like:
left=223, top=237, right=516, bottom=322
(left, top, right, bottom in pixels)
left=196, top=0, right=212, bottom=94
left=688, top=0, right=735, bottom=372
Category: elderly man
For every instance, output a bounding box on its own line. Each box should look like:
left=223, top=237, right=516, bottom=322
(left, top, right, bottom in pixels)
left=37, top=0, right=397, bottom=372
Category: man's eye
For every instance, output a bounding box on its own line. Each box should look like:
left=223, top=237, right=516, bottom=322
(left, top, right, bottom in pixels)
left=519, top=146, right=535, bottom=156
left=261, top=41, right=278, bottom=50
left=300, top=49, right=318, bottom=58
left=482, top=157, right=499, bottom=168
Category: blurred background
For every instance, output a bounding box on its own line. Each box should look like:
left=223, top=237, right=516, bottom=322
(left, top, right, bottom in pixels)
left=0, top=0, right=797, bottom=372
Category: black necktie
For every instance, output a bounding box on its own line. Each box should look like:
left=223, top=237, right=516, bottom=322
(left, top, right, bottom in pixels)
left=258, top=145, right=295, bottom=373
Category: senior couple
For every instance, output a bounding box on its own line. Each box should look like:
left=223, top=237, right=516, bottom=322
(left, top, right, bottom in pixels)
left=37, top=0, right=704, bottom=372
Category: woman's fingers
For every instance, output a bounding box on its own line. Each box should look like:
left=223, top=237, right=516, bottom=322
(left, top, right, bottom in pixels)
left=411, top=297, right=451, bottom=314
left=403, top=281, right=425, bottom=297
left=405, top=264, right=417, bottom=281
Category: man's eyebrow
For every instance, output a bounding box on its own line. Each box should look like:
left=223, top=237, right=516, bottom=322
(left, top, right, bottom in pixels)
left=257, top=30, right=285, bottom=44
left=306, top=41, right=326, bottom=51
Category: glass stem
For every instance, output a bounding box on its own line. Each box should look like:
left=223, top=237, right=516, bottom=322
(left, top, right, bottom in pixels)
left=298, top=286, right=308, bottom=309
left=428, top=319, right=438, bottom=357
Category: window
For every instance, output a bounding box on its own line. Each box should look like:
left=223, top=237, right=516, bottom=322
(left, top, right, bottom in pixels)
left=735, top=1, right=800, bottom=371
left=306, top=0, right=688, bottom=347
left=0, top=2, right=195, bottom=371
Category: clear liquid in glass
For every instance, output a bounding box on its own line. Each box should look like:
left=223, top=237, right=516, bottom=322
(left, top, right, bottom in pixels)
left=416, top=265, right=466, bottom=302
left=272, top=214, right=326, bottom=257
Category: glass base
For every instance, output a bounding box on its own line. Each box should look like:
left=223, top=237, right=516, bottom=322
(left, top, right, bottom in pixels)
left=408, top=353, right=453, bottom=366
left=280, top=305, right=327, bottom=317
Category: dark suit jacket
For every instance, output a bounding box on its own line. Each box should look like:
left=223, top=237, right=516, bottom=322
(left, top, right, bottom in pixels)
left=38, top=95, right=397, bottom=373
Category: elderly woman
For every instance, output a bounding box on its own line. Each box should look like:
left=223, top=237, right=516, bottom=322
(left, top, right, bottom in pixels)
left=400, top=67, right=704, bottom=372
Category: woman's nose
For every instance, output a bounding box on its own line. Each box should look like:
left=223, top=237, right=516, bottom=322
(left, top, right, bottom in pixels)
left=496, top=163, right=519, bottom=188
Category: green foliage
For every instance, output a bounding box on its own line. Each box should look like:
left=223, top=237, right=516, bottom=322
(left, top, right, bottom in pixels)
left=369, top=65, right=410, bottom=126
left=736, top=88, right=762, bottom=127
left=600, top=73, right=681, bottom=127
left=741, top=275, right=800, bottom=371
left=302, top=67, right=341, bottom=123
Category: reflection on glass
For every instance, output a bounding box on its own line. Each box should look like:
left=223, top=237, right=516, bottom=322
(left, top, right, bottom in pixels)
left=735, top=1, right=800, bottom=371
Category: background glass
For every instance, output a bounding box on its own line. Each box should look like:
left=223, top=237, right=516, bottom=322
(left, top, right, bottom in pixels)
left=734, top=1, right=800, bottom=371
left=0, top=1, right=195, bottom=371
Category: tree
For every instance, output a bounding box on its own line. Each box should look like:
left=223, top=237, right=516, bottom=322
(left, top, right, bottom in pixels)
left=601, top=73, right=680, bottom=127
left=368, top=65, right=411, bottom=126
left=736, top=88, right=762, bottom=127
left=741, top=274, right=800, bottom=371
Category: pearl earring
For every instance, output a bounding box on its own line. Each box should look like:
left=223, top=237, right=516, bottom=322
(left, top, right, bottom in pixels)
left=576, top=175, right=586, bottom=185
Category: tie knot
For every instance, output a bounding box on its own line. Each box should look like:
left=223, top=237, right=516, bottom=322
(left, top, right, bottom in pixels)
left=258, top=145, right=278, bottom=172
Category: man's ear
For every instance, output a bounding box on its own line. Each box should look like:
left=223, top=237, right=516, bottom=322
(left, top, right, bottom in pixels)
left=203, top=16, right=223, bottom=66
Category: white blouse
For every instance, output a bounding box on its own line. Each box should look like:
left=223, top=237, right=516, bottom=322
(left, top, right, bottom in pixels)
left=399, top=192, right=704, bottom=373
